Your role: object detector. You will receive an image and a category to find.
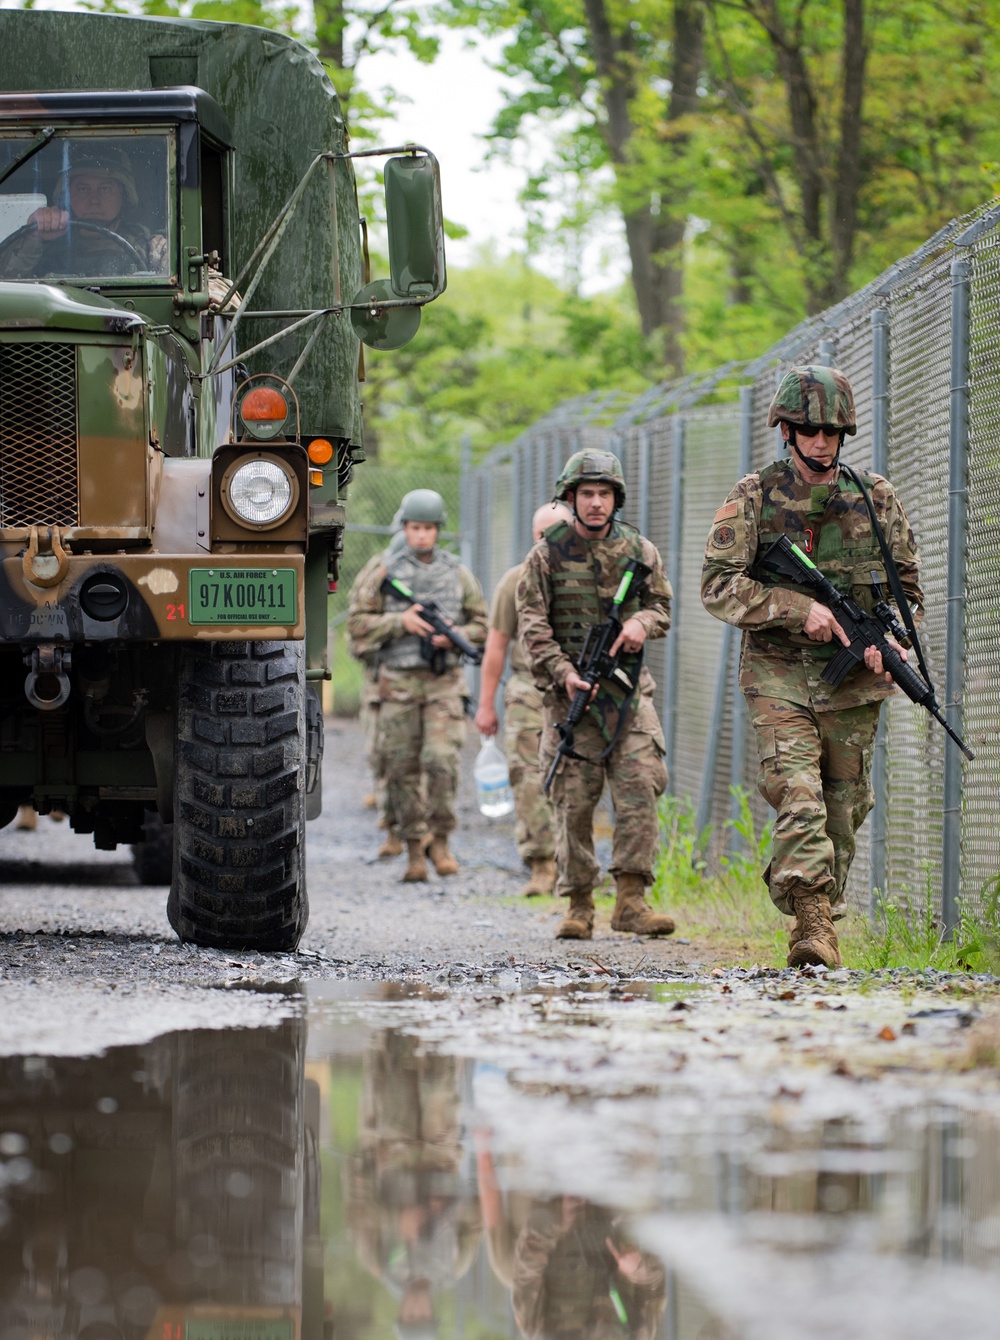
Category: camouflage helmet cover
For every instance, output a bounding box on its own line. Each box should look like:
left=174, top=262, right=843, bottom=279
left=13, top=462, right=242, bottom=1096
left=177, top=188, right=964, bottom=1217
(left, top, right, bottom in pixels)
left=767, top=365, right=857, bottom=436
left=554, top=450, right=626, bottom=506
left=398, top=488, right=447, bottom=525
left=58, top=143, right=139, bottom=210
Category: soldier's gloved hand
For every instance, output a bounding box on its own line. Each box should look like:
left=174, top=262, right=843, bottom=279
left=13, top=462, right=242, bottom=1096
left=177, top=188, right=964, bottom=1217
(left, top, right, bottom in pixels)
left=474, top=702, right=498, bottom=735
left=803, top=601, right=850, bottom=645
left=565, top=669, right=598, bottom=701
left=401, top=604, right=435, bottom=637
left=609, top=615, right=648, bottom=657
left=28, top=206, right=69, bottom=240
left=865, top=637, right=907, bottom=681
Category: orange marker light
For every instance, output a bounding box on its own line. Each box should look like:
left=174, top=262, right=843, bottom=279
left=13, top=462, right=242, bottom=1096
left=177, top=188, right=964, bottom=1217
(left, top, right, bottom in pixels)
left=308, top=438, right=335, bottom=465
left=309, top=469, right=324, bottom=486
left=241, top=387, right=288, bottom=422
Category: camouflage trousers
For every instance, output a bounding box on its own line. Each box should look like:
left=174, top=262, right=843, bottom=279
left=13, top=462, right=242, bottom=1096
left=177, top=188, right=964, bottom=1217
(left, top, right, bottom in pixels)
left=361, top=672, right=396, bottom=831
left=747, top=694, right=882, bottom=916
left=377, top=665, right=467, bottom=841
left=503, top=673, right=554, bottom=863
left=539, top=694, right=667, bottom=895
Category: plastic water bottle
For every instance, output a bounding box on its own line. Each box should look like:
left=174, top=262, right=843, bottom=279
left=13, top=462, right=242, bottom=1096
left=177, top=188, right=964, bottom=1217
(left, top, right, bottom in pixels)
left=474, top=736, right=515, bottom=817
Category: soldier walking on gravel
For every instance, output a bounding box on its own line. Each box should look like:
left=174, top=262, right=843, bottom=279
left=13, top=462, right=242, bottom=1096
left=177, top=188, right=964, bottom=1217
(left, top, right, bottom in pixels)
left=517, top=452, right=675, bottom=941
left=347, top=489, right=488, bottom=881
left=701, top=366, right=923, bottom=969
left=475, top=502, right=573, bottom=898
left=348, top=527, right=410, bottom=860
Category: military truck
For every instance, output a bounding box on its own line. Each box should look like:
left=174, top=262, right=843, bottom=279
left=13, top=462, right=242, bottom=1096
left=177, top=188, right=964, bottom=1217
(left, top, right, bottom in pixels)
left=0, top=10, right=445, bottom=949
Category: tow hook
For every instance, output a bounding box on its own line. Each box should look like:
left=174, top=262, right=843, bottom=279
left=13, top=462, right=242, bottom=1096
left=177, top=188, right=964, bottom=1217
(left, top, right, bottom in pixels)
left=24, top=644, right=72, bottom=711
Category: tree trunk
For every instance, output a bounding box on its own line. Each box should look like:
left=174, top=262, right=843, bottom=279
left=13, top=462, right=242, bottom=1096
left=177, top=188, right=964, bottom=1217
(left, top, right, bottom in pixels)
left=583, top=0, right=704, bottom=373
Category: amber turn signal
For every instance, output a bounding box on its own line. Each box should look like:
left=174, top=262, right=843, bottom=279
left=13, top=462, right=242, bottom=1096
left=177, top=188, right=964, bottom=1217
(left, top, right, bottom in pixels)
left=241, top=386, right=288, bottom=422
left=309, top=469, right=324, bottom=486
left=307, top=438, right=335, bottom=464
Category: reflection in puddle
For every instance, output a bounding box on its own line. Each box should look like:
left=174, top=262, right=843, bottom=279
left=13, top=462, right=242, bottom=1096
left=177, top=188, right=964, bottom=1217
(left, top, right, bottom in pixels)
left=0, top=984, right=999, bottom=1339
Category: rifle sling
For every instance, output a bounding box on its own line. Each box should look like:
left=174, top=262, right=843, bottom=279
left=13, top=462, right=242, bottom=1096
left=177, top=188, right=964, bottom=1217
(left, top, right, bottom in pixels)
left=558, top=656, right=642, bottom=768
left=839, top=462, right=932, bottom=689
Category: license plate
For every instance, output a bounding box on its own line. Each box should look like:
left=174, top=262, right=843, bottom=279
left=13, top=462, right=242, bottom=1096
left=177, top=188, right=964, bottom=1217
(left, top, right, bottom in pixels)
left=185, top=1322, right=294, bottom=1340
left=188, top=568, right=297, bottom=625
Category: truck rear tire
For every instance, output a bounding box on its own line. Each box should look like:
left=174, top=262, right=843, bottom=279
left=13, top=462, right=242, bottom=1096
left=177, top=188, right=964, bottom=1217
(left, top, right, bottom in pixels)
left=131, top=809, right=174, bottom=885
left=167, top=640, right=308, bottom=951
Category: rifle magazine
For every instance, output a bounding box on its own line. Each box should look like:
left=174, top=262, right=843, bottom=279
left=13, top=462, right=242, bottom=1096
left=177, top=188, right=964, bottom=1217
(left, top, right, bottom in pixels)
left=822, top=643, right=862, bottom=687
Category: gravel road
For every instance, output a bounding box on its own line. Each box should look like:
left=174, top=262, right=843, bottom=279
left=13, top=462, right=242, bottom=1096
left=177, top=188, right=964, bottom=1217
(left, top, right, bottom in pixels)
left=0, top=715, right=720, bottom=993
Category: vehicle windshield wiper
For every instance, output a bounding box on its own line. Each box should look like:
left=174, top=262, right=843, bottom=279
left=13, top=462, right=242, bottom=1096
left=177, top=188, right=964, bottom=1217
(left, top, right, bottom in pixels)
left=0, top=126, right=56, bottom=191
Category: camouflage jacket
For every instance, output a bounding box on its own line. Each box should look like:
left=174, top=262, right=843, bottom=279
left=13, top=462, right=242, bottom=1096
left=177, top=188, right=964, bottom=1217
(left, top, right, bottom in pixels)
left=346, top=546, right=487, bottom=668
left=516, top=519, right=671, bottom=706
left=701, top=458, right=923, bottom=711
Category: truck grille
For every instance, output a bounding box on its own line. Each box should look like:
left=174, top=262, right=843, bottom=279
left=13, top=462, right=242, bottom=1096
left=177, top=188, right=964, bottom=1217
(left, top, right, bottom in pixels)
left=0, top=343, right=79, bottom=529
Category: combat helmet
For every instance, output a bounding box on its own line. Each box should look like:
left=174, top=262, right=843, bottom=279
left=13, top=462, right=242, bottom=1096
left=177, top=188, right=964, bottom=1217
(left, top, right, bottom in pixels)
left=59, top=144, right=139, bottom=210
left=398, top=489, right=447, bottom=526
left=767, top=365, right=857, bottom=435
left=554, top=450, right=626, bottom=509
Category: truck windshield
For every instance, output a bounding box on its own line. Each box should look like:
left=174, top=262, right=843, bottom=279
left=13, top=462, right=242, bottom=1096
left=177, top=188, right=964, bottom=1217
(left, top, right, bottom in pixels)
left=0, top=130, right=173, bottom=282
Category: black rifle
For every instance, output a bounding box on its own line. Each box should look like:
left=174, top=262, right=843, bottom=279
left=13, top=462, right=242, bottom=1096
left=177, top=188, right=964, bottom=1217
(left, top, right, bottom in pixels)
left=759, top=535, right=974, bottom=760
left=380, top=575, right=483, bottom=673
left=543, top=558, right=652, bottom=793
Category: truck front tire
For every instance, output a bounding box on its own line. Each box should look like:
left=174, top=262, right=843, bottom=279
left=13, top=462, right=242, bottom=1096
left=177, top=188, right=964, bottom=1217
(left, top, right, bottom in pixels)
left=167, top=640, right=308, bottom=951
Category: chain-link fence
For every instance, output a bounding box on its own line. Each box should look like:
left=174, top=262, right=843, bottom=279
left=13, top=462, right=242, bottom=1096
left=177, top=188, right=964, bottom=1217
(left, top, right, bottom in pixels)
left=330, top=463, right=460, bottom=714
left=460, top=198, right=1000, bottom=925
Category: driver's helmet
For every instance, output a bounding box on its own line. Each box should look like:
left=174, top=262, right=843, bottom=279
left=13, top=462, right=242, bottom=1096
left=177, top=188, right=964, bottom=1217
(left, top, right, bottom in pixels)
left=766, top=365, right=857, bottom=435
left=57, top=145, right=139, bottom=212
left=554, top=450, right=626, bottom=508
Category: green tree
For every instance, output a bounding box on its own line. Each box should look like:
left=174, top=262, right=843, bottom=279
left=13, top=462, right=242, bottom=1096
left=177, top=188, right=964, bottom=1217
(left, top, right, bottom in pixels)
left=361, top=251, right=653, bottom=466
left=442, top=0, right=706, bottom=373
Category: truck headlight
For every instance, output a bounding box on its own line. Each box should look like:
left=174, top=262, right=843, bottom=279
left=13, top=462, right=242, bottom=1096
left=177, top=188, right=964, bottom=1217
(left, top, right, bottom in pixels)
left=220, top=454, right=299, bottom=529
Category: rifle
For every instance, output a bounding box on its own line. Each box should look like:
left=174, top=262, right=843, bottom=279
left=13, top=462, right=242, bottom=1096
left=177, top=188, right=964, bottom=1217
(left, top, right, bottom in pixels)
left=543, top=558, right=652, bottom=793
left=380, top=575, right=483, bottom=673
left=758, top=535, right=974, bottom=760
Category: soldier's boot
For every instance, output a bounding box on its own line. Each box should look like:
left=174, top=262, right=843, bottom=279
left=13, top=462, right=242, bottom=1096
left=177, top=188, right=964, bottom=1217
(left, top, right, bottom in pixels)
left=377, top=827, right=404, bottom=860
left=555, top=890, right=595, bottom=940
left=520, top=857, right=556, bottom=897
left=363, top=792, right=378, bottom=810
left=427, top=834, right=459, bottom=877
left=15, top=806, right=36, bottom=831
left=787, top=891, right=842, bottom=968
left=610, top=872, right=675, bottom=936
left=402, top=839, right=429, bottom=883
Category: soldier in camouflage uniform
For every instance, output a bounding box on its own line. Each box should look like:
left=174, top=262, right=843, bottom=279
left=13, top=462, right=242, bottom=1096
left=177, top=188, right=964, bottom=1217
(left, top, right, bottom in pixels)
left=349, top=528, right=411, bottom=860
left=517, top=452, right=675, bottom=940
left=701, top=366, right=923, bottom=968
left=511, top=1198, right=666, bottom=1339
left=347, top=489, right=488, bottom=881
left=475, top=501, right=573, bottom=897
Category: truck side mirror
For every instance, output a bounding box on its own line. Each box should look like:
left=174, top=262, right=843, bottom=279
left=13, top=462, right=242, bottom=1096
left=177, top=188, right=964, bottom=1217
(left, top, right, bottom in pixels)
left=384, top=151, right=446, bottom=300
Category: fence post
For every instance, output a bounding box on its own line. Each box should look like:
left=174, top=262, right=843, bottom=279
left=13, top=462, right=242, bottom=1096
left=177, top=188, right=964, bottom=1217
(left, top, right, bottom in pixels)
left=817, top=337, right=837, bottom=366
left=637, top=425, right=652, bottom=538
left=728, top=386, right=755, bottom=850
left=662, top=414, right=684, bottom=788
left=459, top=433, right=473, bottom=570
left=942, top=252, right=972, bottom=935
left=869, top=308, right=890, bottom=912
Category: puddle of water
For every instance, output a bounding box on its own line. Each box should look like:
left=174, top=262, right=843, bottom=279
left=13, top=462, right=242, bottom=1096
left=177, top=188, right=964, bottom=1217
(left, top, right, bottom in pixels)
left=0, top=981, right=999, bottom=1340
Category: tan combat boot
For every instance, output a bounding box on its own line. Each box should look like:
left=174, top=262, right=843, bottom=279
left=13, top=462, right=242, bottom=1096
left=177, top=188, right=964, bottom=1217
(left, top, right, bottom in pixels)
left=363, top=792, right=378, bottom=809
left=787, top=891, right=842, bottom=968
left=520, top=857, right=556, bottom=897
left=15, top=806, right=36, bottom=831
left=556, top=890, right=595, bottom=940
left=402, top=838, right=429, bottom=882
left=611, top=872, right=675, bottom=936
left=377, top=828, right=404, bottom=859
left=427, top=834, right=459, bottom=876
